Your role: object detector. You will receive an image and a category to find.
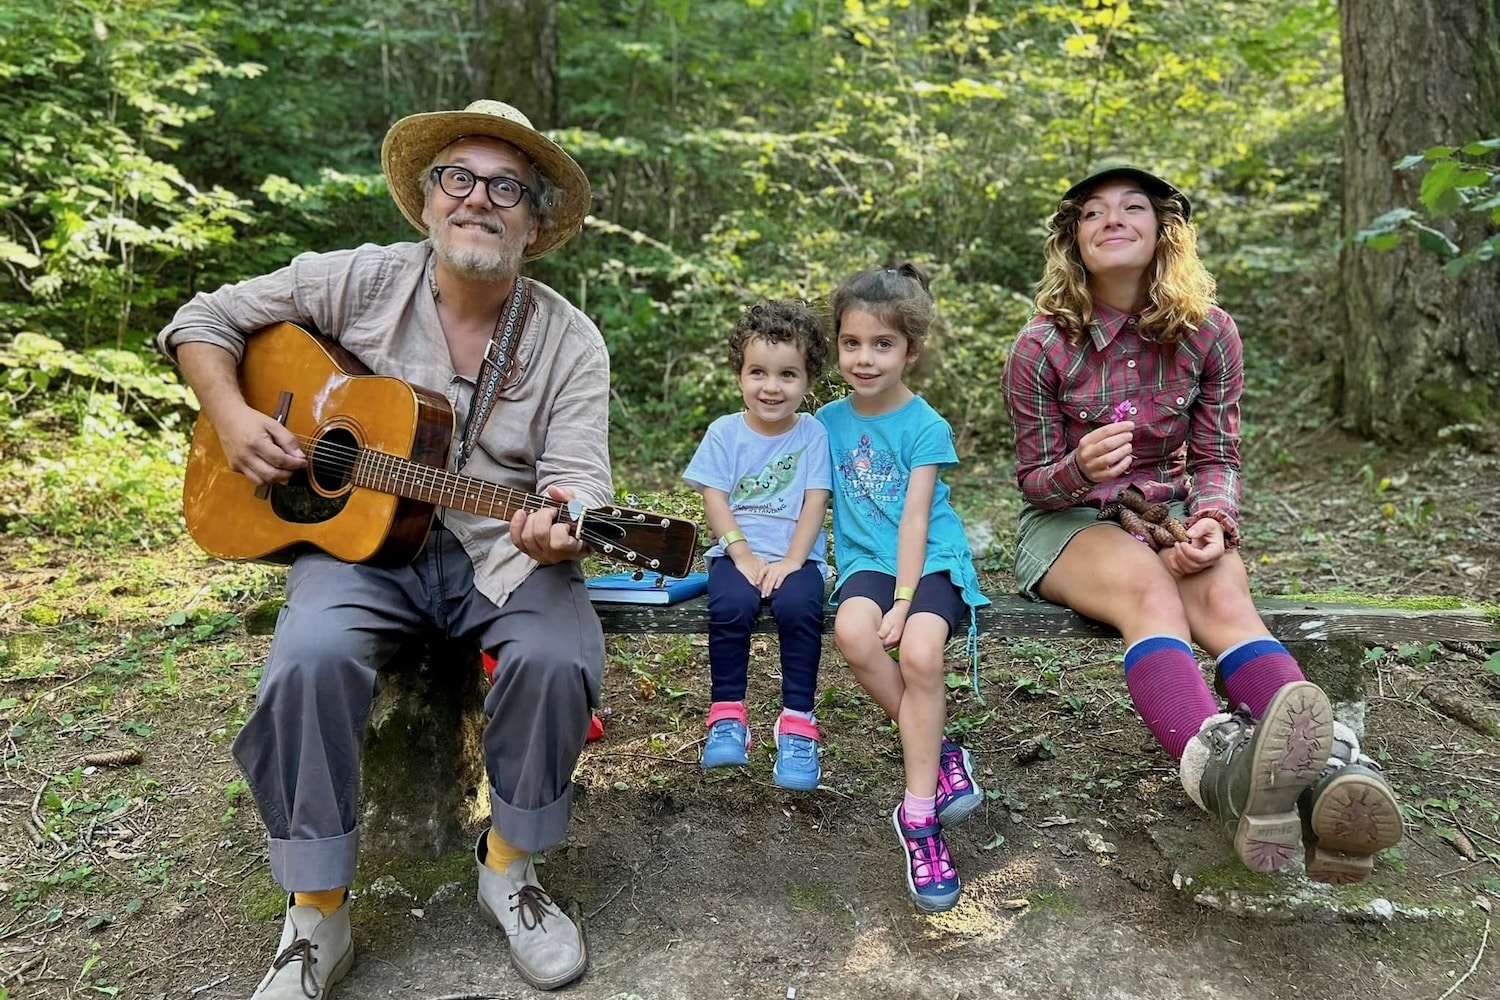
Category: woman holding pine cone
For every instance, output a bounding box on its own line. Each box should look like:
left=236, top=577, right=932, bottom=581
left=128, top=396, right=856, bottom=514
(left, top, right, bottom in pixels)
left=1001, top=164, right=1402, bottom=883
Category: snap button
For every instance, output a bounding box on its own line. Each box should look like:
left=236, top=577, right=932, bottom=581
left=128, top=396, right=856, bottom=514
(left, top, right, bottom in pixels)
left=1079, top=410, right=1088, bottom=419
left=1129, top=406, right=1138, bottom=415
left=1126, top=359, right=1136, bottom=368
left=1175, top=396, right=1186, bottom=405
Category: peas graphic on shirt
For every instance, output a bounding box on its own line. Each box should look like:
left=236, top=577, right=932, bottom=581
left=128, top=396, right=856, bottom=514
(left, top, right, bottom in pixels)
left=731, top=448, right=805, bottom=504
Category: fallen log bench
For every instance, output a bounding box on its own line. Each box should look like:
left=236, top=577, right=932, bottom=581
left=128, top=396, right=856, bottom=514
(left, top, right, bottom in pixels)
left=359, top=595, right=1498, bottom=861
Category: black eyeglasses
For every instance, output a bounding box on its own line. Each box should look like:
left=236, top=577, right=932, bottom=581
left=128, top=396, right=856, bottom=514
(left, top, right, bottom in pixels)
left=430, top=166, right=533, bottom=210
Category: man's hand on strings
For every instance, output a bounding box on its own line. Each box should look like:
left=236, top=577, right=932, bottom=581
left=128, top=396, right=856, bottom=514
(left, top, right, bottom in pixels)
left=217, top=403, right=306, bottom=487
left=511, top=485, right=588, bottom=564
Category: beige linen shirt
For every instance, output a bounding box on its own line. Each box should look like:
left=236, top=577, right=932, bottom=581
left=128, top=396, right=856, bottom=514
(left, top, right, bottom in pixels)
left=158, top=240, right=613, bottom=609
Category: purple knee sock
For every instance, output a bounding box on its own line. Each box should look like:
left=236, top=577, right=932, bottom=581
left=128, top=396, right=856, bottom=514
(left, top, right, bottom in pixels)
left=1217, top=637, right=1305, bottom=719
left=1124, top=635, right=1219, bottom=760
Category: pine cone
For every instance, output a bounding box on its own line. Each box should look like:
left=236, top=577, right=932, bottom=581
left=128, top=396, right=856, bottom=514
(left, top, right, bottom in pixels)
left=1097, top=501, right=1123, bottom=521
left=83, top=748, right=142, bottom=768
left=1119, top=486, right=1171, bottom=523
left=1149, top=523, right=1179, bottom=549
left=1162, top=518, right=1192, bottom=544
left=1117, top=508, right=1159, bottom=549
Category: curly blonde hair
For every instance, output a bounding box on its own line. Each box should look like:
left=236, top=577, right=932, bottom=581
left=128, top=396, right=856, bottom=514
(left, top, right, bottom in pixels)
left=1033, top=190, right=1216, bottom=345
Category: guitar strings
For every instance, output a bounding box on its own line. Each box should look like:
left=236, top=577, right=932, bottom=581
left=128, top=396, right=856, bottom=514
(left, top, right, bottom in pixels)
left=279, top=431, right=563, bottom=516
left=268, top=432, right=685, bottom=547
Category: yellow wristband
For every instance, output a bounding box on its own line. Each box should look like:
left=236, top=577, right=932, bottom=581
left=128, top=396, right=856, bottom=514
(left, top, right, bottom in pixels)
left=720, top=530, right=746, bottom=547
left=894, top=586, right=915, bottom=602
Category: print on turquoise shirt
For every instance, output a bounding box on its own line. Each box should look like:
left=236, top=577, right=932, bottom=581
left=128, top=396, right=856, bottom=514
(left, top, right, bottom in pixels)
left=837, top=433, right=905, bottom=516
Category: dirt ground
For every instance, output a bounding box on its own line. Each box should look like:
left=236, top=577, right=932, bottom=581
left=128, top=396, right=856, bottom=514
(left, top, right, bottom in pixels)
left=2, top=434, right=1498, bottom=1000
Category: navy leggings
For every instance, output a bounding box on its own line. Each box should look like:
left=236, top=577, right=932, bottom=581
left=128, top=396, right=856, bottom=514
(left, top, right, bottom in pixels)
left=706, top=557, right=824, bottom=712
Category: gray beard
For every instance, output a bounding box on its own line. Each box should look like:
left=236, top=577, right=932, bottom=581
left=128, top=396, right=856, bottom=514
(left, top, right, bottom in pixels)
left=433, top=239, right=524, bottom=282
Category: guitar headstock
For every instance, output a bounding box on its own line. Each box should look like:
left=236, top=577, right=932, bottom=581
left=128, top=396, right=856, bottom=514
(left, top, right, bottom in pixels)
left=576, top=505, right=700, bottom=577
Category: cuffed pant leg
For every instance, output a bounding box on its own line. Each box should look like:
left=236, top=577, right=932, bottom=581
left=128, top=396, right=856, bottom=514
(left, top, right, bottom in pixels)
left=232, top=553, right=421, bottom=891
left=768, top=562, right=825, bottom=713
left=707, top=557, right=761, bottom=704
left=473, top=561, right=602, bottom=853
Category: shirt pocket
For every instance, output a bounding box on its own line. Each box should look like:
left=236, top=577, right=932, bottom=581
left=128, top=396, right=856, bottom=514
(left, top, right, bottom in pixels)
left=1058, top=385, right=1132, bottom=427
left=1142, top=381, right=1200, bottom=446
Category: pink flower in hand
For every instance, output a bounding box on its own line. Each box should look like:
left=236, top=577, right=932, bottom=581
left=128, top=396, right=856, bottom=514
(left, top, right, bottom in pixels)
left=1111, top=400, right=1133, bottom=423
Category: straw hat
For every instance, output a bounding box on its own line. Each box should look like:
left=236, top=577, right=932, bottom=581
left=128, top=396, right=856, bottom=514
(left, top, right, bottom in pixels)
left=381, top=100, right=591, bottom=260
left=1062, top=162, right=1192, bottom=220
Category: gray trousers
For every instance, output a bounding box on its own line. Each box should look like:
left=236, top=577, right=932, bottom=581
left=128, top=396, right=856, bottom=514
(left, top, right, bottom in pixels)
left=231, top=524, right=604, bottom=891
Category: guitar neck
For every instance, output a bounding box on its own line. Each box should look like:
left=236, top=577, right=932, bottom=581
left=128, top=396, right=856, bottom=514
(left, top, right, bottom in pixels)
left=354, top=449, right=558, bottom=524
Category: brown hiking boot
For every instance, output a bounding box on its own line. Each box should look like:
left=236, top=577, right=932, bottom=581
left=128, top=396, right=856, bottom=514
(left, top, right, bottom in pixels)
left=1190, top=681, right=1333, bottom=872
left=1298, top=722, right=1404, bottom=884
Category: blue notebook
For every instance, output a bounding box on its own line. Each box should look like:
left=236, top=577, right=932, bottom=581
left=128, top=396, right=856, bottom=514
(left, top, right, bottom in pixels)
left=586, top=571, right=709, bottom=605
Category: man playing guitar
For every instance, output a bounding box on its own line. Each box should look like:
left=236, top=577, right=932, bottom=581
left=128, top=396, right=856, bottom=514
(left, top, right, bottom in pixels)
left=160, top=100, right=613, bottom=997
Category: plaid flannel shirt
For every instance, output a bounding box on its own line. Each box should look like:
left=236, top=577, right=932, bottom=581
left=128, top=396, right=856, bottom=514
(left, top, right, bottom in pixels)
left=1002, top=302, right=1244, bottom=547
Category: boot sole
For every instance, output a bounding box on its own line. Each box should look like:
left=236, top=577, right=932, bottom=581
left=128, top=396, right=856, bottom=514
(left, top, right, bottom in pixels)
left=478, top=893, right=589, bottom=990
left=1303, top=770, right=1404, bottom=884
left=1234, top=682, right=1333, bottom=873
left=1309, top=770, right=1404, bottom=855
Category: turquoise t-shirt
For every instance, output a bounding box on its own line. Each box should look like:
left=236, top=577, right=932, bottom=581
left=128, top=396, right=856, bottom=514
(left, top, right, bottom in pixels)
left=815, top=395, right=988, bottom=611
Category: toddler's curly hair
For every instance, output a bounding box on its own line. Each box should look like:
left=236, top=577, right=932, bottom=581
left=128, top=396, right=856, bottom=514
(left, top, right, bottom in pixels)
left=728, top=299, right=828, bottom=379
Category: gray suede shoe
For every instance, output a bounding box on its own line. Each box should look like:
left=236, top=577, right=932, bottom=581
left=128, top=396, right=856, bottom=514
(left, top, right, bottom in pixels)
left=252, top=895, right=354, bottom=1000
left=475, top=832, right=587, bottom=991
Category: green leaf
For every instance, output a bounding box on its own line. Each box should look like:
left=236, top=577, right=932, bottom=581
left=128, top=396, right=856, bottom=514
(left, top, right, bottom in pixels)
left=1420, top=159, right=1461, bottom=213
left=1414, top=225, right=1459, bottom=257
left=1460, top=138, right=1500, bottom=155
left=1393, top=154, right=1426, bottom=171
left=1484, top=651, right=1500, bottom=675
left=1453, top=168, right=1493, bottom=189
left=1422, top=145, right=1457, bottom=160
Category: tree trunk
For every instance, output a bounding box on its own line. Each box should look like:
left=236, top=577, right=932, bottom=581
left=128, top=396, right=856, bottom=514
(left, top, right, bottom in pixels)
left=475, top=0, right=558, bottom=126
left=360, top=637, right=490, bottom=861
left=1336, top=0, right=1500, bottom=441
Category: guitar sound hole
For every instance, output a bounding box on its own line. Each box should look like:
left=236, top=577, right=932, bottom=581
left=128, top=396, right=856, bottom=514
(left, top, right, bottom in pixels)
left=309, top=428, right=358, bottom=494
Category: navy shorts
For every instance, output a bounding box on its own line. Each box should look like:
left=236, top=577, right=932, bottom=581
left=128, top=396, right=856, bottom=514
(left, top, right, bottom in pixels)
left=835, top=570, right=964, bottom=639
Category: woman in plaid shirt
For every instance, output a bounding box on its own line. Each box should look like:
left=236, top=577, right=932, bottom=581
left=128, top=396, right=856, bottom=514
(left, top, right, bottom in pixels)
left=1001, top=165, right=1401, bottom=884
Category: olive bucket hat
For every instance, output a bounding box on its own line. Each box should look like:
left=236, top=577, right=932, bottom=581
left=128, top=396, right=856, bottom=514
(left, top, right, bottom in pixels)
left=380, top=99, right=591, bottom=260
left=1062, top=162, right=1192, bottom=220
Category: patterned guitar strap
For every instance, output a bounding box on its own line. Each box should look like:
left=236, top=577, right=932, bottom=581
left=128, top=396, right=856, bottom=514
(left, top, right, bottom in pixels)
left=452, top=275, right=532, bottom=470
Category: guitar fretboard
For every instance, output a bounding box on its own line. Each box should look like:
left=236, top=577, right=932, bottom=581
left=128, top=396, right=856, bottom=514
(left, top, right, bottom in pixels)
left=353, top=449, right=563, bottom=522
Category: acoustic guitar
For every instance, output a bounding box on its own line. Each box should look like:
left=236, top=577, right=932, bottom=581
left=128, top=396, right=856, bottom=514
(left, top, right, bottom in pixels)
left=182, top=322, right=699, bottom=575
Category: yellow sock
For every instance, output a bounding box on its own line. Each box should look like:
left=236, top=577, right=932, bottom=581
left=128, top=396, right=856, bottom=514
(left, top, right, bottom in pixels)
left=293, top=888, right=346, bottom=917
left=484, top=828, right=528, bottom=873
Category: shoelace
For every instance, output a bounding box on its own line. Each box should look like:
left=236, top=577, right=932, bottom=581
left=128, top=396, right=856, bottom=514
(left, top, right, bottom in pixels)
left=708, top=719, right=745, bottom=744
left=899, top=818, right=956, bottom=888
left=904, top=830, right=956, bottom=888
left=781, top=733, right=815, bottom=763
left=509, top=884, right=555, bottom=931
left=938, top=745, right=971, bottom=794
left=270, top=938, right=320, bottom=999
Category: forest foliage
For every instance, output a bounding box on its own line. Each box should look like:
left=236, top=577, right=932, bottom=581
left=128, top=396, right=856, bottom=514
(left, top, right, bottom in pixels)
left=0, top=0, right=1470, bottom=499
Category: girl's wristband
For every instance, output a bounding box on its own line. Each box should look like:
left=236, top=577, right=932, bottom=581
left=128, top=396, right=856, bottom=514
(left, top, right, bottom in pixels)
left=720, top=530, right=746, bottom=547
left=893, top=586, right=915, bottom=602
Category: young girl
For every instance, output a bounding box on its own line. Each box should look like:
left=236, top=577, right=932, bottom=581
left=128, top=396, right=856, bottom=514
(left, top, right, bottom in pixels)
left=684, top=299, right=832, bottom=791
left=816, top=264, right=989, bottom=913
left=1002, top=165, right=1402, bottom=883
